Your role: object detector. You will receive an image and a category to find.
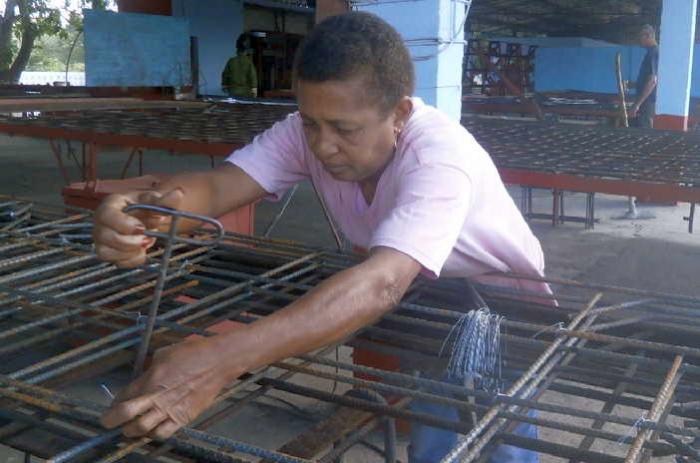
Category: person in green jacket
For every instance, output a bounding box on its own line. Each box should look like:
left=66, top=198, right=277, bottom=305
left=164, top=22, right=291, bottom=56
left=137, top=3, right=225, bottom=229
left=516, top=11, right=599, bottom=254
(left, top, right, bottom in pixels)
left=221, top=33, right=258, bottom=98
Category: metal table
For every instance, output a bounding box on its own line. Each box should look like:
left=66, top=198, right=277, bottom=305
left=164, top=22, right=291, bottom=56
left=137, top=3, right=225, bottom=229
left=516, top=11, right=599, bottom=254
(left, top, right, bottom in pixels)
left=0, top=102, right=296, bottom=184
left=464, top=117, right=700, bottom=231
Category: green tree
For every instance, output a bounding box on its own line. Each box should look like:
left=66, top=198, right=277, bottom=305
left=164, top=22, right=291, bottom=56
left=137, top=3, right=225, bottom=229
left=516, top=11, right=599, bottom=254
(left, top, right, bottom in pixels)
left=0, top=0, right=111, bottom=83
left=0, top=1, right=62, bottom=82
left=27, top=22, right=84, bottom=71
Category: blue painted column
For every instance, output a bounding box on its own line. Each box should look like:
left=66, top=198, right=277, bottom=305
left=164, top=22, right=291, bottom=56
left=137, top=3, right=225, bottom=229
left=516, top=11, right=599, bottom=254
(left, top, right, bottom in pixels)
left=358, top=0, right=468, bottom=121
left=655, top=0, right=697, bottom=131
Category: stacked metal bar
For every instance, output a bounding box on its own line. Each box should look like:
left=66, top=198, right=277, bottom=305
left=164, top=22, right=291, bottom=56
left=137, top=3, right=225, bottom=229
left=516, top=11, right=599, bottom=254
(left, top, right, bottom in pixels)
left=5, top=104, right=700, bottom=188
left=0, top=197, right=699, bottom=462
left=464, top=117, right=700, bottom=186
left=0, top=102, right=296, bottom=146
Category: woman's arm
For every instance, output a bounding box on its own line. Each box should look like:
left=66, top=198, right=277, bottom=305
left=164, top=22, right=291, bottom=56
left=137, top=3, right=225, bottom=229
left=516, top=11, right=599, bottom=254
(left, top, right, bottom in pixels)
left=101, top=246, right=422, bottom=438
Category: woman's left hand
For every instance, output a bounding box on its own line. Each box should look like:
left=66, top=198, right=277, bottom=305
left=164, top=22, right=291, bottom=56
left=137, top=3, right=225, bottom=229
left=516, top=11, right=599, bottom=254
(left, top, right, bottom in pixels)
left=101, top=338, right=237, bottom=439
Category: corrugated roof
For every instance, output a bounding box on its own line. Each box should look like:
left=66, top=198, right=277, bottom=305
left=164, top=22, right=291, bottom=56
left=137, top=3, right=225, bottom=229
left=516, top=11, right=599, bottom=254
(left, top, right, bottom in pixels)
left=468, top=0, right=663, bottom=43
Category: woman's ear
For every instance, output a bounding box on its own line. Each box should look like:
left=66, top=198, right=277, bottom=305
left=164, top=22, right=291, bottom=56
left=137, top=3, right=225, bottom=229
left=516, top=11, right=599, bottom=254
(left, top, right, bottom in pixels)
left=393, top=96, right=413, bottom=131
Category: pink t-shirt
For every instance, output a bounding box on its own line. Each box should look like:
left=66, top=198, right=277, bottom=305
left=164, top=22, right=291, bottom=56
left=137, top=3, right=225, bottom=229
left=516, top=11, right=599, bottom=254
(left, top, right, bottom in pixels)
left=226, top=98, right=551, bottom=297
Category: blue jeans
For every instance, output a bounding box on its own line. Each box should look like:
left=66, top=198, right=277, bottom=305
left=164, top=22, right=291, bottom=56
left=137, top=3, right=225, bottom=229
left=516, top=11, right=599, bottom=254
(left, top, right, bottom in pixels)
left=408, top=386, right=539, bottom=463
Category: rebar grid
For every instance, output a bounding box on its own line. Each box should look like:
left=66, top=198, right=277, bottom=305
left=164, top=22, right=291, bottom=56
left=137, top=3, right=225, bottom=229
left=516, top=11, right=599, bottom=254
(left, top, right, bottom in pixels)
left=5, top=104, right=700, bottom=189
left=0, top=199, right=699, bottom=462
left=463, top=117, right=700, bottom=186
left=0, top=103, right=296, bottom=146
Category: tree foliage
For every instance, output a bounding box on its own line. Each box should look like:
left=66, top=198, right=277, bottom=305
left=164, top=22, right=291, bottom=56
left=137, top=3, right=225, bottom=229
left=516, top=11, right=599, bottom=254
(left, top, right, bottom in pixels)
left=26, top=22, right=84, bottom=71
left=0, top=0, right=112, bottom=83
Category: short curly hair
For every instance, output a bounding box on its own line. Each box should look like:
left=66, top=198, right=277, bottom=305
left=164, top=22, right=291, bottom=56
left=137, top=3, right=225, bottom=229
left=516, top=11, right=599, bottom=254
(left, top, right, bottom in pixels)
left=293, top=11, right=415, bottom=114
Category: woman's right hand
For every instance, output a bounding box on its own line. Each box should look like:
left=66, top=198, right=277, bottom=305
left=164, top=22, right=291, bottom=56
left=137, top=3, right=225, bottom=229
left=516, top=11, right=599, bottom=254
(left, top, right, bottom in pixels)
left=92, top=188, right=184, bottom=268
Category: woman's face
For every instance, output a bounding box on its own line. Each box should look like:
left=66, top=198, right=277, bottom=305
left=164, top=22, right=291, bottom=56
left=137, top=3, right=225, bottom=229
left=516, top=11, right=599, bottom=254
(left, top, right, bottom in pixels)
left=296, top=76, right=411, bottom=183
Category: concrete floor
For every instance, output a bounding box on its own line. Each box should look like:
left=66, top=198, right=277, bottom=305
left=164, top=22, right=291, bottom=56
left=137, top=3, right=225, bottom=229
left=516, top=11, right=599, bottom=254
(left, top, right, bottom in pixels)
left=1, top=134, right=699, bottom=462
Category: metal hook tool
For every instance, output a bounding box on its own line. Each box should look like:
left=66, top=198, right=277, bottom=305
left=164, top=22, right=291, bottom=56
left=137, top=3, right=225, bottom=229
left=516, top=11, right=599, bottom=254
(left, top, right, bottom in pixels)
left=123, top=204, right=224, bottom=378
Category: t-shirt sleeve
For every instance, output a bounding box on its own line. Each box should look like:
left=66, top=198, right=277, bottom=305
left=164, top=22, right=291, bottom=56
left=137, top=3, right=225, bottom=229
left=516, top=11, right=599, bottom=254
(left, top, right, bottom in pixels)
left=369, top=159, right=472, bottom=278
left=226, top=112, right=309, bottom=200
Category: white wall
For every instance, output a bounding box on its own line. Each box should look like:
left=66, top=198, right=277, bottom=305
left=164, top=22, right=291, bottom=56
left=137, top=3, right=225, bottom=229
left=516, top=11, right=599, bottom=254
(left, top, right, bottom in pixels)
left=20, top=72, right=86, bottom=86
left=172, top=0, right=245, bottom=95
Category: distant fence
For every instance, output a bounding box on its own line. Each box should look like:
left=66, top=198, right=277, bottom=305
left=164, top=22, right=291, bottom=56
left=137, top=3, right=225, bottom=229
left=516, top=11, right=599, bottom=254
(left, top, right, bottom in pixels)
left=19, top=72, right=86, bottom=86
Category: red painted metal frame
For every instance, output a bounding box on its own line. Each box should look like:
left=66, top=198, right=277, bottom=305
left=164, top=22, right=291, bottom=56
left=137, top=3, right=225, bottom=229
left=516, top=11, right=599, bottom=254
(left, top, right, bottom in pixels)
left=0, top=121, right=239, bottom=184
left=48, top=139, right=72, bottom=185
left=4, top=117, right=700, bottom=206
left=500, top=168, right=700, bottom=203
left=0, top=122, right=239, bottom=158
left=0, top=113, right=261, bottom=235
left=655, top=114, right=690, bottom=132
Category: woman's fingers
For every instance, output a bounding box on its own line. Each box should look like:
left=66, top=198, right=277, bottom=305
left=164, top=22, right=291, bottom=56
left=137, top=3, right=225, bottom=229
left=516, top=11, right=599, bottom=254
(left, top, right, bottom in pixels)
left=113, top=374, right=153, bottom=405
left=95, top=195, right=147, bottom=236
left=122, top=407, right=169, bottom=438
left=101, top=393, right=157, bottom=429
left=94, top=227, right=148, bottom=253
left=94, top=244, right=147, bottom=268
left=152, top=188, right=185, bottom=210
left=93, top=193, right=149, bottom=266
left=101, top=336, right=228, bottom=439
left=150, top=418, right=182, bottom=440
left=135, top=189, right=185, bottom=231
left=132, top=191, right=168, bottom=229
left=93, top=188, right=191, bottom=268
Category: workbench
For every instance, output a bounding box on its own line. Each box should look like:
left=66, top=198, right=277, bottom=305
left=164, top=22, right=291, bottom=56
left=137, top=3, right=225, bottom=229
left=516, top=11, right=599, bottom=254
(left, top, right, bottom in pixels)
left=0, top=101, right=297, bottom=235
left=0, top=101, right=296, bottom=185
left=463, top=92, right=700, bottom=127
left=464, top=117, right=700, bottom=232
left=2, top=101, right=699, bottom=232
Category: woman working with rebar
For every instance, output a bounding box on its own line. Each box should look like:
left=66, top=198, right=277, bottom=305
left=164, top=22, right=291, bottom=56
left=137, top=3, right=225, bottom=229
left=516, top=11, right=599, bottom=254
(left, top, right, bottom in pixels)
left=93, top=12, right=548, bottom=463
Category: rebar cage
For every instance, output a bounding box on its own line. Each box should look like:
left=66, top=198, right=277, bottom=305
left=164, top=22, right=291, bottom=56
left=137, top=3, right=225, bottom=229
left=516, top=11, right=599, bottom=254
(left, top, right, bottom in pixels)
left=0, top=197, right=698, bottom=463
